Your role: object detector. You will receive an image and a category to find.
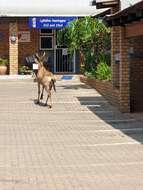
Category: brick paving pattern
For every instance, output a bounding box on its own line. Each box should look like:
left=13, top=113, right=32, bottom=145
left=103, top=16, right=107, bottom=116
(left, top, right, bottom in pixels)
left=0, top=78, right=143, bottom=190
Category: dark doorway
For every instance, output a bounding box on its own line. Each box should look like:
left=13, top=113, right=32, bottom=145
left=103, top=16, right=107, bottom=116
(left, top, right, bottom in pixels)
left=130, top=57, right=143, bottom=112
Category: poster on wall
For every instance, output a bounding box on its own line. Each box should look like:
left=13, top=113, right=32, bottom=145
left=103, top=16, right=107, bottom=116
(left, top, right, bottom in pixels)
left=18, top=31, right=30, bottom=42
left=29, top=17, right=77, bottom=29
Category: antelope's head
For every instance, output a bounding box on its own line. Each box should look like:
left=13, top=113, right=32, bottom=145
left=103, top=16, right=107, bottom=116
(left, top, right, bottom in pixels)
left=34, top=51, right=46, bottom=69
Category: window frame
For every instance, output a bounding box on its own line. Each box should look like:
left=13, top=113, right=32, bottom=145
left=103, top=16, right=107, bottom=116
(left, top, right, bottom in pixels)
left=40, top=35, right=54, bottom=50
left=40, top=29, right=53, bottom=35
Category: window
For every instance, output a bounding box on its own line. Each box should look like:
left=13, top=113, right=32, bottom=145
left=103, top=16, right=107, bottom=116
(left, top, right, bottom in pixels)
left=40, top=29, right=53, bottom=50
left=40, top=29, right=53, bottom=35
left=40, top=36, right=53, bottom=50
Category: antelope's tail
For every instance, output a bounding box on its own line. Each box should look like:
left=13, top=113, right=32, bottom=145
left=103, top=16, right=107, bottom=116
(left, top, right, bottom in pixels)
left=51, top=79, right=56, bottom=92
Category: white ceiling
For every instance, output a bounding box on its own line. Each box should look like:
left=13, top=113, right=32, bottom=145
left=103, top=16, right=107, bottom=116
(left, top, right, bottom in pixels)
left=0, top=0, right=106, bottom=16
left=121, top=0, right=141, bottom=10
left=0, top=0, right=141, bottom=17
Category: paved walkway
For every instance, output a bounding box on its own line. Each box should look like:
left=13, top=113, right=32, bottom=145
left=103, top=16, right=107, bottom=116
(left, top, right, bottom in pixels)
left=0, top=78, right=143, bottom=190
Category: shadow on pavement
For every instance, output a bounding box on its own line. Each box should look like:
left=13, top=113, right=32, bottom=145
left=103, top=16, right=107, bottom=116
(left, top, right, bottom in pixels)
left=61, top=84, right=92, bottom=90
left=77, top=96, right=143, bottom=144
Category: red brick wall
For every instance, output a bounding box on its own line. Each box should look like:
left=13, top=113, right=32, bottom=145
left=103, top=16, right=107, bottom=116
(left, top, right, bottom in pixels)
left=18, top=18, right=39, bottom=66
left=80, top=76, right=120, bottom=108
left=0, top=18, right=39, bottom=72
left=0, top=21, right=9, bottom=59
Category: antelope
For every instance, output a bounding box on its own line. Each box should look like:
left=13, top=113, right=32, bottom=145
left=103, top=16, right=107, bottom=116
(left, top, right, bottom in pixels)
left=34, top=52, right=56, bottom=108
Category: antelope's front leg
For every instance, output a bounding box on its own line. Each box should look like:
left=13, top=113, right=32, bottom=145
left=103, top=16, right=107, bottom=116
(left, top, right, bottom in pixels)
left=49, top=92, right=52, bottom=108
left=37, top=82, right=41, bottom=104
left=40, top=86, right=44, bottom=100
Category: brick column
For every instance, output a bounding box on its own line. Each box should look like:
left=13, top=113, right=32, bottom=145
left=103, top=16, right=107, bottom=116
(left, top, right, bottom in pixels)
left=9, top=22, right=18, bottom=75
left=119, top=26, right=130, bottom=112
left=111, top=2, right=121, bottom=88
left=111, top=26, right=120, bottom=88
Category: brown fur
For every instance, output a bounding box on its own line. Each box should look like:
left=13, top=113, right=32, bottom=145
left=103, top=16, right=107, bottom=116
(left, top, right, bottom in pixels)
left=35, top=52, right=56, bottom=108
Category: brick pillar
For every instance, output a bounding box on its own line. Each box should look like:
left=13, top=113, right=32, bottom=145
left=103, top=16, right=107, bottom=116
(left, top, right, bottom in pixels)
left=111, top=2, right=121, bottom=88
left=9, top=22, right=18, bottom=75
left=111, top=26, right=120, bottom=88
left=119, top=26, right=130, bottom=112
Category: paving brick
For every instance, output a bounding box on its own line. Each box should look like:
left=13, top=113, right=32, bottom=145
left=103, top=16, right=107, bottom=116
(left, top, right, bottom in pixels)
left=0, top=79, right=142, bottom=190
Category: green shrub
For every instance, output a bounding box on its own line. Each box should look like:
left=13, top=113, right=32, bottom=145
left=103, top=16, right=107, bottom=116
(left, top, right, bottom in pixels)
left=96, top=62, right=111, bottom=80
left=19, top=65, right=32, bottom=75
left=0, top=58, right=8, bottom=66
left=85, top=69, right=96, bottom=79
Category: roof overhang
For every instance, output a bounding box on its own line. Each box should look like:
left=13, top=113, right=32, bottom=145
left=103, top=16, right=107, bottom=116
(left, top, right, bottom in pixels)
left=93, top=8, right=111, bottom=18
left=106, top=0, right=143, bottom=26
left=92, top=0, right=119, bottom=9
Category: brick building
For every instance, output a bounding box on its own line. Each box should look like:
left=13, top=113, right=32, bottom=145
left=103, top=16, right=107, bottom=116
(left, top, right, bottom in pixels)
left=0, top=1, right=109, bottom=77
left=92, top=0, right=143, bottom=113
left=0, top=1, right=101, bottom=75
left=0, top=17, right=81, bottom=75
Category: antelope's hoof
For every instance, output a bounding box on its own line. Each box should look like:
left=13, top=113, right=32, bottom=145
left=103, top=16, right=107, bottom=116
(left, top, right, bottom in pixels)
left=44, top=103, right=48, bottom=107
left=36, top=100, right=40, bottom=104
left=48, top=105, right=52, bottom=109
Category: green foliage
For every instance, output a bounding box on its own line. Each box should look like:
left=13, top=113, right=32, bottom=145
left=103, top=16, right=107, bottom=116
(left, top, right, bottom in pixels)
left=19, top=65, right=27, bottom=73
left=56, top=29, right=64, bottom=46
left=96, top=53, right=111, bottom=80
left=57, top=16, right=111, bottom=80
left=84, top=49, right=96, bottom=71
left=19, top=65, right=32, bottom=74
left=0, top=58, right=8, bottom=66
left=57, top=17, right=110, bottom=50
left=57, top=16, right=110, bottom=72
left=85, top=69, right=96, bottom=79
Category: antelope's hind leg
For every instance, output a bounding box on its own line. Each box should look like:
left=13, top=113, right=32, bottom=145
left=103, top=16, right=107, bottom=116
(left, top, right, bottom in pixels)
left=44, top=94, right=49, bottom=107
left=44, top=88, right=52, bottom=108
left=40, top=86, right=44, bottom=100
left=49, top=92, right=52, bottom=109
left=36, top=82, right=41, bottom=104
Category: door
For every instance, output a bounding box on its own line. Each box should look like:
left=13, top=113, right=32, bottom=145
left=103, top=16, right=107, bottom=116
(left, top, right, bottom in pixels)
left=54, top=30, right=75, bottom=73
left=130, top=58, right=143, bottom=112
left=55, top=48, right=75, bottom=73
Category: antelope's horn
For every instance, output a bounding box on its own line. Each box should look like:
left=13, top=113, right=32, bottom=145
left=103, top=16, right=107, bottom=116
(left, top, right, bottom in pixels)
left=35, top=53, right=40, bottom=59
left=42, top=51, right=45, bottom=58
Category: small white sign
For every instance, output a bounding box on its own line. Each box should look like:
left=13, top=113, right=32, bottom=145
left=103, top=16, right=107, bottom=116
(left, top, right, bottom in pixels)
left=33, top=63, right=38, bottom=70
left=114, top=53, right=120, bottom=62
left=18, top=31, right=30, bottom=42
left=62, top=48, right=68, bottom=55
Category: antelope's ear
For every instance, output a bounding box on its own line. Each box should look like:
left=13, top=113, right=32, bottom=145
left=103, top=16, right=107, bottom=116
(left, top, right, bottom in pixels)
left=34, top=57, right=39, bottom=64
left=41, top=51, right=46, bottom=62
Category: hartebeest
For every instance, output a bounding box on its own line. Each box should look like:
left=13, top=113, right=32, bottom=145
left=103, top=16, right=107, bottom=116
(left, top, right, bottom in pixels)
left=34, top=52, right=56, bottom=108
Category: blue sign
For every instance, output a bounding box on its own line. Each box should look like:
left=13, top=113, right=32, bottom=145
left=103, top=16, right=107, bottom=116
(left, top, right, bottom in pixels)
left=29, top=17, right=77, bottom=29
